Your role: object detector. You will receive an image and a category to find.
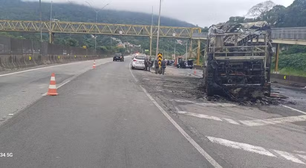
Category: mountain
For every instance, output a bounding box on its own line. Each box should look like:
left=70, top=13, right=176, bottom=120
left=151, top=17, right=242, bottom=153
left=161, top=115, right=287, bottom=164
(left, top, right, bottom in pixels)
left=0, top=0, right=195, bottom=56
left=0, top=0, right=194, bottom=27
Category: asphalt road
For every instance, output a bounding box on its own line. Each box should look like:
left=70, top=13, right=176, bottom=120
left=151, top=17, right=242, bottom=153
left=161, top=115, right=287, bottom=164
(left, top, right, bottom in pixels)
left=1, top=57, right=306, bottom=168
left=135, top=66, right=306, bottom=168
left=0, top=58, right=211, bottom=168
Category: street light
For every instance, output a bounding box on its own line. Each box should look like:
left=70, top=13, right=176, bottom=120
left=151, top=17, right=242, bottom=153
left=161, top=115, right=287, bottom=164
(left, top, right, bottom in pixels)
left=155, top=0, right=162, bottom=59
left=86, top=1, right=109, bottom=54
left=39, top=0, right=42, bottom=42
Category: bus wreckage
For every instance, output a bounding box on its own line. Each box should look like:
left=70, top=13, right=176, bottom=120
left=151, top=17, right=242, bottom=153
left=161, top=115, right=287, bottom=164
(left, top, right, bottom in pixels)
left=203, top=21, right=273, bottom=99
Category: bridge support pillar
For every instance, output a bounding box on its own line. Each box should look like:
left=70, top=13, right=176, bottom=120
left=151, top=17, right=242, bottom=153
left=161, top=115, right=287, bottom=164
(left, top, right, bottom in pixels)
left=189, top=39, right=193, bottom=59
left=49, top=32, right=54, bottom=44
left=275, top=43, right=280, bottom=72
left=197, top=39, right=201, bottom=65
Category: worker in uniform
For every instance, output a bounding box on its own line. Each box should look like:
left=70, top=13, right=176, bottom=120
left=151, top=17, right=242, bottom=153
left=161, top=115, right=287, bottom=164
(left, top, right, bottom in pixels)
left=161, top=58, right=166, bottom=75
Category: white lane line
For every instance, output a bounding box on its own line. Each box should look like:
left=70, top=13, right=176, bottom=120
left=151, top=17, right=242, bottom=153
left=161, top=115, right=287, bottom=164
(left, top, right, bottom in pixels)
left=176, top=110, right=242, bottom=125
left=207, top=136, right=276, bottom=157
left=42, top=61, right=109, bottom=96
left=0, top=60, right=95, bottom=77
left=223, top=118, right=240, bottom=125
left=281, top=105, right=306, bottom=115
left=240, top=115, right=306, bottom=126
left=129, top=64, right=138, bottom=82
left=274, top=150, right=305, bottom=164
left=139, top=86, right=222, bottom=168
left=180, top=111, right=223, bottom=121
left=173, top=99, right=236, bottom=107
left=297, top=154, right=306, bottom=161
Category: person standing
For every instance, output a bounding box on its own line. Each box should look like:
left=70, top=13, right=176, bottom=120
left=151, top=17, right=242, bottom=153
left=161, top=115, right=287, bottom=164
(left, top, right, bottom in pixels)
left=144, top=57, right=148, bottom=71
left=154, top=59, right=159, bottom=74
left=147, top=57, right=152, bottom=72
left=161, top=58, right=166, bottom=75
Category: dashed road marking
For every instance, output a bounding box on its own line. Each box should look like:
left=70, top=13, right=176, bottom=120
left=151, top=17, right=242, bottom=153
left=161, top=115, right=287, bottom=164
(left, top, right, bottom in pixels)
left=274, top=150, right=305, bottom=164
left=177, top=110, right=306, bottom=127
left=128, top=67, right=222, bottom=168
left=173, top=99, right=237, bottom=107
left=223, top=118, right=240, bottom=125
left=207, top=136, right=276, bottom=157
left=207, top=136, right=306, bottom=165
left=297, top=154, right=306, bottom=161
left=240, top=115, right=306, bottom=126
left=281, top=105, right=306, bottom=115
left=179, top=111, right=223, bottom=121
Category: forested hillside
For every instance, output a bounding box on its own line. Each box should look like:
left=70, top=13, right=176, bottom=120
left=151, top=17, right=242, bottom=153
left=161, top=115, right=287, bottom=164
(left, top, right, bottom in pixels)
left=0, top=0, right=195, bottom=56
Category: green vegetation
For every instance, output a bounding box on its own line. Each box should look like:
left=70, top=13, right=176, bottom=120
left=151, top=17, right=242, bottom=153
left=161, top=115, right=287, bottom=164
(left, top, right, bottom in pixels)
left=0, top=0, right=195, bottom=56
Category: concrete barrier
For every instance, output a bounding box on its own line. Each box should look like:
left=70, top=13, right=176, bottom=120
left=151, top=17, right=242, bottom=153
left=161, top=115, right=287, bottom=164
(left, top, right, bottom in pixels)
left=0, top=53, right=112, bottom=72
left=271, top=74, right=306, bottom=86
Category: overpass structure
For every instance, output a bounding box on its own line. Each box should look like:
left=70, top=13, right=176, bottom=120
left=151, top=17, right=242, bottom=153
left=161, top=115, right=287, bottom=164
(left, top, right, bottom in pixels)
left=0, top=20, right=306, bottom=69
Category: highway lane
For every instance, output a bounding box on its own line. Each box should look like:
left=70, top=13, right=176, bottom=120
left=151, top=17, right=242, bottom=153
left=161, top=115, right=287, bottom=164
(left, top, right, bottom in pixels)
left=0, top=58, right=113, bottom=123
left=134, top=66, right=306, bottom=168
left=0, top=59, right=212, bottom=168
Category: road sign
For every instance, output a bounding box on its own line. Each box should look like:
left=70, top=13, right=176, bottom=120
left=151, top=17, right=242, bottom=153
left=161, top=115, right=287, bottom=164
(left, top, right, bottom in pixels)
left=158, top=53, right=163, bottom=68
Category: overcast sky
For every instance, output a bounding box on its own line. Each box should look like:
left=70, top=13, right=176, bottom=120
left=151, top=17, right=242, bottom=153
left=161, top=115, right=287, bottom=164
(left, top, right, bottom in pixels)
left=38, top=0, right=294, bottom=27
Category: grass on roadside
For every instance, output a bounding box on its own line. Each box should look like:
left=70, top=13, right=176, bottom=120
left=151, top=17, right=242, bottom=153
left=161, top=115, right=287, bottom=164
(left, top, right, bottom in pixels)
left=275, top=67, right=306, bottom=77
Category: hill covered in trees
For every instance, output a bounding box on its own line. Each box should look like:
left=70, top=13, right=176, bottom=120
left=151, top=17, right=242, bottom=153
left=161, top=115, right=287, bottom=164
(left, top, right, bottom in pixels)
left=0, top=0, right=195, bottom=56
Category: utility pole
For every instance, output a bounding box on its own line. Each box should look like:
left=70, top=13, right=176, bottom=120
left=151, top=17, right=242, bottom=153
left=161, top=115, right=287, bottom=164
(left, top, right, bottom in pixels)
left=49, top=0, right=53, bottom=43
left=39, top=0, right=43, bottom=42
left=86, top=1, right=109, bottom=54
left=155, top=0, right=162, bottom=59
left=185, top=41, right=188, bottom=61
left=150, top=6, right=153, bottom=57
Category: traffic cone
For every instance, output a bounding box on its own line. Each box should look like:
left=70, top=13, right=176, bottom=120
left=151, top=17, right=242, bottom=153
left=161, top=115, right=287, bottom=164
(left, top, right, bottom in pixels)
left=47, top=73, right=58, bottom=96
left=93, top=60, right=96, bottom=69
left=194, top=68, right=196, bottom=75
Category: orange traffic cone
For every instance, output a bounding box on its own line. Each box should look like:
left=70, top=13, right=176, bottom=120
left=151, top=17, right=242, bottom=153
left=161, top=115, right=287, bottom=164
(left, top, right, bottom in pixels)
left=93, top=60, right=96, bottom=69
left=47, top=73, right=58, bottom=96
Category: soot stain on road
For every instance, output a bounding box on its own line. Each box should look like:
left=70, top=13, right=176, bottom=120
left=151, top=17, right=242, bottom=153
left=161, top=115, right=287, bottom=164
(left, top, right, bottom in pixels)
left=133, top=68, right=302, bottom=111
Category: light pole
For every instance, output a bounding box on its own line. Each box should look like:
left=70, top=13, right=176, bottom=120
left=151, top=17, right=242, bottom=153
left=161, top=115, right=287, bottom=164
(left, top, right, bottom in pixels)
left=149, top=6, right=153, bottom=57
left=155, top=0, right=162, bottom=59
left=86, top=1, right=109, bottom=54
left=39, top=0, right=42, bottom=42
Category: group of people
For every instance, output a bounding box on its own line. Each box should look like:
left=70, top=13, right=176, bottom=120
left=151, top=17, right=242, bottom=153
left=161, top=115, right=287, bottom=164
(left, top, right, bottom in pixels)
left=144, top=57, right=167, bottom=75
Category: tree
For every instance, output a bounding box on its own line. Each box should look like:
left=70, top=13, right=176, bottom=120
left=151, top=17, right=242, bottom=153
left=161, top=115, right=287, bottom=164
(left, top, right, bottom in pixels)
left=65, top=38, right=79, bottom=47
left=260, top=5, right=286, bottom=26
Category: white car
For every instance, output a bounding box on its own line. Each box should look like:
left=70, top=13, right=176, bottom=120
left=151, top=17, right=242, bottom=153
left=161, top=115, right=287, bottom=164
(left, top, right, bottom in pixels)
left=131, top=55, right=146, bottom=70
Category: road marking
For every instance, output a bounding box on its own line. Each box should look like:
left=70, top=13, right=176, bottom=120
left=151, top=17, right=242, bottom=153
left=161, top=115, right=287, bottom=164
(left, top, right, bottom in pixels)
left=281, top=105, right=306, bottom=115
left=298, top=154, right=306, bottom=161
left=42, top=71, right=85, bottom=96
left=240, top=115, right=306, bottom=126
left=129, top=64, right=138, bottom=82
left=223, top=118, right=240, bottom=125
left=176, top=110, right=242, bottom=125
left=179, top=111, right=223, bottom=121
left=173, top=99, right=237, bottom=107
left=208, top=136, right=306, bottom=165
left=207, top=136, right=276, bottom=157
left=139, top=86, right=222, bottom=168
left=0, top=60, right=99, bottom=77
left=274, top=150, right=305, bottom=164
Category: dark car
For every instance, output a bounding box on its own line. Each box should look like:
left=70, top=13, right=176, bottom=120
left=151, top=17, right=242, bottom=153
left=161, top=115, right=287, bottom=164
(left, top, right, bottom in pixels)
left=113, top=53, right=124, bottom=62
left=177, top=59, right=194, bottom=69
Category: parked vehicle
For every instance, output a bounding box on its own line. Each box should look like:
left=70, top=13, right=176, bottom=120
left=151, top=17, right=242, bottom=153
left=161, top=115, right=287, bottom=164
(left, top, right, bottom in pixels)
left=131, top=55, right=146, bottom=70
